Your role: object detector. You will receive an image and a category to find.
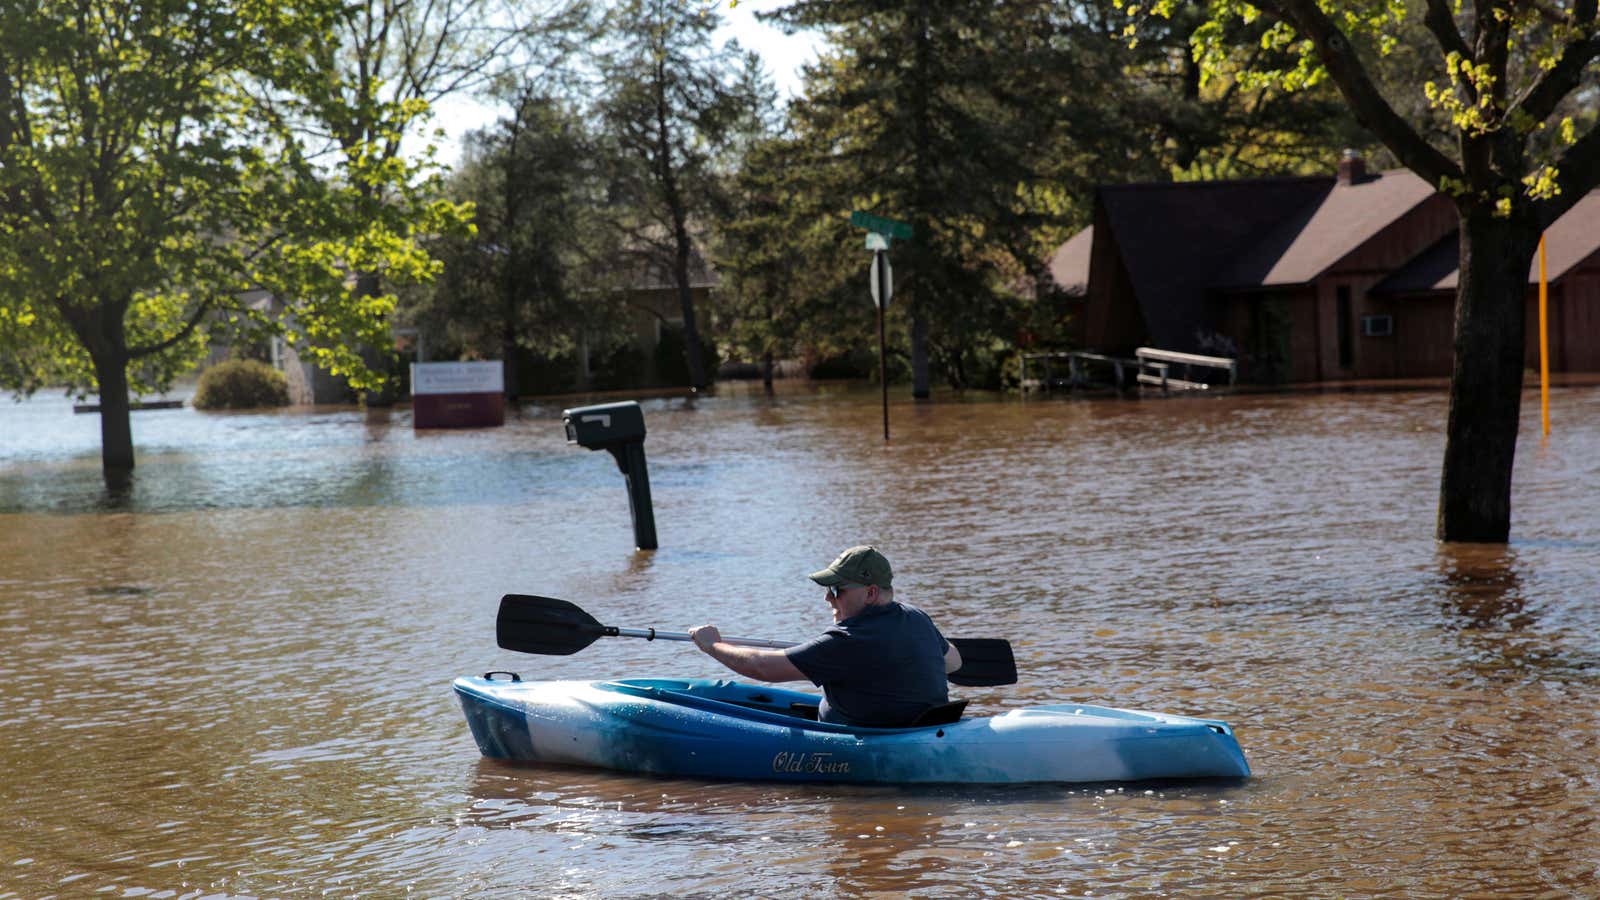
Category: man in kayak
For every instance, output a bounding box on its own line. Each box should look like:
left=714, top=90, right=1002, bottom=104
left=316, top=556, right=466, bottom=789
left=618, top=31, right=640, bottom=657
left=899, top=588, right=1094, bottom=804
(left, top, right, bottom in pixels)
left=689, top=545, right=962, bottom=727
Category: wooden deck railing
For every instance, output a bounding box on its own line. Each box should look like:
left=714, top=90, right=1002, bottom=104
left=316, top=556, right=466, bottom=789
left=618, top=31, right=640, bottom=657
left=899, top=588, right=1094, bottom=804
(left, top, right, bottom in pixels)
left=1134, top=347, right=1237, bottom=393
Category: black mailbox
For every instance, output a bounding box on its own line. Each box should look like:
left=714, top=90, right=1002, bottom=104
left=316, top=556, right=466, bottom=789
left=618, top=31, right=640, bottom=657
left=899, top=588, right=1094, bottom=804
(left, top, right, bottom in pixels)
left=563, top=401, right=646, bottom=447
left=561, top=400, right=657, bottom=550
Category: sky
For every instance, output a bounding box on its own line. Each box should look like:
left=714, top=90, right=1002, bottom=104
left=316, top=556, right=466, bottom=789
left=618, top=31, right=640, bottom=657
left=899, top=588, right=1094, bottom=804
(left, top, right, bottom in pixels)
left=716, top=1, right=821, bottom=99
left=426, top=2, right=822, bottom=166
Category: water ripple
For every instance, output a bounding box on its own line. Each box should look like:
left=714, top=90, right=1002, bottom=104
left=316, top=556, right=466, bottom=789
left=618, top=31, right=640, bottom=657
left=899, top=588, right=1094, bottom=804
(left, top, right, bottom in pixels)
left=0, top=384, right=1597, bottom=896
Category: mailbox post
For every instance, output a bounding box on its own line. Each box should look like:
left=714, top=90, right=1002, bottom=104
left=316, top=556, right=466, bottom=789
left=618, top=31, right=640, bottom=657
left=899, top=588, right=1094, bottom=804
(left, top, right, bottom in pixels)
left=562, top=401, right=657, bottom=550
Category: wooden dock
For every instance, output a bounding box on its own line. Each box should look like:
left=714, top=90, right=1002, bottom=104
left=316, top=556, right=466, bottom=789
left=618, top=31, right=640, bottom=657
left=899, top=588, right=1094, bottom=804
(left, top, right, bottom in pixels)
left=1021, top=347, right=1238, bottom=395
left=1134, top=347, right=1237, bottom=393
left=73, top=400, right=185, bottom=414
left=1020, top=351, right=1141, bottom=392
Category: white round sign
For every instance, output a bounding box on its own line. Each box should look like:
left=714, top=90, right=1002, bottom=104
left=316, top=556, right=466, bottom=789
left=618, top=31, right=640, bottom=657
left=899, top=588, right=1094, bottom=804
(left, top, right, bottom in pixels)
left=870, top=253, right=892, bottom=309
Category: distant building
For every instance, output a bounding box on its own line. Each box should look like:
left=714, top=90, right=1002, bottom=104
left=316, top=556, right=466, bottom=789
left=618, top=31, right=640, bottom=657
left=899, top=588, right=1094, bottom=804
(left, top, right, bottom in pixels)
left=1048, top=155, right=1600, bottom=383
left=247, top=290, right=360, bottom=405
left=240, top=238, right=724, bottom=401
left=604, top=245, right=720, bottom=385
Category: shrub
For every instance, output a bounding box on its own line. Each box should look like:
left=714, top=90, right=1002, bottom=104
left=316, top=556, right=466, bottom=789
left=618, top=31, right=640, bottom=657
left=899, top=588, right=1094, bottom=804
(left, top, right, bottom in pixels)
left=192, top=359, right=291, bottom=410
left=654, top=322, right=719, bottom=387
left=807, top=349, right=876, bottom=380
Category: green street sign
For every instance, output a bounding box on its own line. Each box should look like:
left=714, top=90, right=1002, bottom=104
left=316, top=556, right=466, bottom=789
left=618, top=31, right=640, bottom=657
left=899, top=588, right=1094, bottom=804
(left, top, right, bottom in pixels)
left=850, top=210, right=913, bottom=240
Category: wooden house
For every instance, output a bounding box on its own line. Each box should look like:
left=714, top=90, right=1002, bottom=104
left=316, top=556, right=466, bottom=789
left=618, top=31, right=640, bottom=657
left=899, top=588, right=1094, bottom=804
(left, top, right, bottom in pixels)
left=1049, top=155, right=1600, bottom=383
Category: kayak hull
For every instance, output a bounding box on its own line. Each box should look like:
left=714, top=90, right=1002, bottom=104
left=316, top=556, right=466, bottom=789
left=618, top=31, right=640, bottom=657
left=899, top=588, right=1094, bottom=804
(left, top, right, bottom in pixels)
left=454, top=676, right=1250, bottom=785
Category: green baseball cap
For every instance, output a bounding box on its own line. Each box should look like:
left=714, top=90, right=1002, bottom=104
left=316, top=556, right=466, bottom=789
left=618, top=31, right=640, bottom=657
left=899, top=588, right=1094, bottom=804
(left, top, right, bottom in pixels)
left=808, top=545, right=893, bottom=588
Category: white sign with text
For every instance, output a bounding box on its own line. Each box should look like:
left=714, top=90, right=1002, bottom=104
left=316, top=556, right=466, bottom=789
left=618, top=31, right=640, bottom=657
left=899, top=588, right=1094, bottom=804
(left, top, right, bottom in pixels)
left=411, top=361, right=504, bottom=395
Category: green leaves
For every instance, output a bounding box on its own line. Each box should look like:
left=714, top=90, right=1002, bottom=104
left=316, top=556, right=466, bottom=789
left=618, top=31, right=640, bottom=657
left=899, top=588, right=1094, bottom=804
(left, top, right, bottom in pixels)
left=0, top=0, right=470, bottom=465
left=1136, top=0, right=1600, bottom=212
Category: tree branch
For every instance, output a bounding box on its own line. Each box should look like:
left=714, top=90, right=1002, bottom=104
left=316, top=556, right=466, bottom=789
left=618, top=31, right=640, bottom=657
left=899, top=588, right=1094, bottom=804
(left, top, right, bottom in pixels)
left=1513, top=30, right=1600, bottom=125
left=1542, top=117, right=1600, bottom=227
left=1268, top=0, right=1462, bottom=186
left=128, top=297, right=214, bottom=359
left=1422, top=0, right=1473, bottom=64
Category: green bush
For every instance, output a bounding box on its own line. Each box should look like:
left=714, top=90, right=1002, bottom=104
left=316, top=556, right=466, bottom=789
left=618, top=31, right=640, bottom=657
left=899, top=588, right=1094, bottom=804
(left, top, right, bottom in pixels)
left=192, top=359, right=291, bottom=410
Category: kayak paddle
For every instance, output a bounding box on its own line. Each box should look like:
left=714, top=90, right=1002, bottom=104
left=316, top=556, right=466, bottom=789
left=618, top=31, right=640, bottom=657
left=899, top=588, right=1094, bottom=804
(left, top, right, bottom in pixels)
left=496, top=593, right=1018, bottom=687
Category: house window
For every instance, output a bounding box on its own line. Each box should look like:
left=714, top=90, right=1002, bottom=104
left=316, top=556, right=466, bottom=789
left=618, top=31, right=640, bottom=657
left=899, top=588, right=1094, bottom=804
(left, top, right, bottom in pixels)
left=1336, top=286, right=1353, bottom=369
left=1361, top=315, right=1394, bottom=337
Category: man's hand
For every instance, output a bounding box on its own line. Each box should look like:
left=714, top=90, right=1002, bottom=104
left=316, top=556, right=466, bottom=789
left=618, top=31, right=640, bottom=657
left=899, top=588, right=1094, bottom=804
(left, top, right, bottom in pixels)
left=689, top=624, right=722, bottom=652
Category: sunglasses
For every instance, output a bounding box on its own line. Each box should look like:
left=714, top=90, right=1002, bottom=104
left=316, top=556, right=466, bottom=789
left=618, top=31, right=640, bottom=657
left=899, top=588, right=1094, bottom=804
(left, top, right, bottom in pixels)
left=827, top=583, right=862, bottom=599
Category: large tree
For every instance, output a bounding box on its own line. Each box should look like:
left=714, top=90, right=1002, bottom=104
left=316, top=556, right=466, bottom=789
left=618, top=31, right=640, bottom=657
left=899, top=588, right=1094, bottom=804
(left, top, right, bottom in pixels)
left=770, top=1, right=1057, bottom=395
left=595, top=0, right=773, bottom=391
left=1132, top=0, right=1600, bottom=541
left=714, top=131, right=810, bottom=392
left=265, top=0, right=564, bottom=402
left=0, top=0, right=457, bottom=478
left=410, top=90, right=633, bottom=395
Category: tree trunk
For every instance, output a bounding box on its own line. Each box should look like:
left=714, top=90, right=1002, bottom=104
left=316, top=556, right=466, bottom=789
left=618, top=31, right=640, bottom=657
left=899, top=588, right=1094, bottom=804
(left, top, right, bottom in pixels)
left=501, top=322, right=520, bottom=401
left=501, top=349, right=519, bottom=401
left=61, top=295, right=135, bottom=479
left=911, top=309, right=930, bottom=398
left=93, top=348, right=135, bottom=475
left=649, top=47, right=707, bottom=394
left=1436, top=210, right=1540, bottom=542
left=908, top=0, right=932, bottom=401
left=356, top=271, right=395, bottom=406
left=674, top=243, right=708, bottom=391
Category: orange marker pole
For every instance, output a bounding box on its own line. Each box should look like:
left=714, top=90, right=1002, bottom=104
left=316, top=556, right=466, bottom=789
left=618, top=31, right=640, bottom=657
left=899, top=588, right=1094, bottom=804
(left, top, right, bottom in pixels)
left=1539, top=235, right=1550, bottom=437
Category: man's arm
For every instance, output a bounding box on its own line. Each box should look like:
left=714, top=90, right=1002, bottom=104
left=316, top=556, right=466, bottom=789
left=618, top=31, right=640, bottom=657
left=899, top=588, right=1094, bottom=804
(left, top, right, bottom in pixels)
left=690, top=625, right=808, bottom=683
left=944, top=641, right=963, bottom=674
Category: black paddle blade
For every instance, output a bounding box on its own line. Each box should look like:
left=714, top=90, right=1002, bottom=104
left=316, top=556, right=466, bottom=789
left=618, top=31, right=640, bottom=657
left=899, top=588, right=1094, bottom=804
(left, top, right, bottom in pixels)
left=497, top=594, right=612, bottom=655
left=947, top=638, right=1017, bottom=687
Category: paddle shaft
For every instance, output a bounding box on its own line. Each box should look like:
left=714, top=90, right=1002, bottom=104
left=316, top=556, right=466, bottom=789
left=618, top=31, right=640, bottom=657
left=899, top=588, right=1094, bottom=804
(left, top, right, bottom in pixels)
left=613, top=626, right=791, bottom=650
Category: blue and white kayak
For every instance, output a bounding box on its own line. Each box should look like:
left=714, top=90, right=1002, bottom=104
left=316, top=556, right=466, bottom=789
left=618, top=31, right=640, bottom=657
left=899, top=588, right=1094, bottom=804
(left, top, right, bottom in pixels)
left=454, top=675, right=1250, bottom=784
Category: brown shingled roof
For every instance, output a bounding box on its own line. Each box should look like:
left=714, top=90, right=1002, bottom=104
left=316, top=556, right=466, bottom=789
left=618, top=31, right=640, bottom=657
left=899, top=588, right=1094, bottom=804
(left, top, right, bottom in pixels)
left=1372, top=189, right=1600, bottom=294
left=1216, top=169, right=1438, bottom=286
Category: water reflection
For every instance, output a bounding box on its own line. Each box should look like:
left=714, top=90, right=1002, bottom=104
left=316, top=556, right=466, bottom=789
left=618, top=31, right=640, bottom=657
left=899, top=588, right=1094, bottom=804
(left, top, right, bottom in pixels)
left=1435, top=543, right=1529, bottom=629
left=1432, top=542, right=1599, bottom=690
left=100, top=467, right=135, bottom=508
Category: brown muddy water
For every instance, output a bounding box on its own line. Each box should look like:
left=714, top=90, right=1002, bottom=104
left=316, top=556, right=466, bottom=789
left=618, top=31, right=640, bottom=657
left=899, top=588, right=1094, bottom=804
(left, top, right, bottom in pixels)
left=0, top=383, right=1596, bottom=898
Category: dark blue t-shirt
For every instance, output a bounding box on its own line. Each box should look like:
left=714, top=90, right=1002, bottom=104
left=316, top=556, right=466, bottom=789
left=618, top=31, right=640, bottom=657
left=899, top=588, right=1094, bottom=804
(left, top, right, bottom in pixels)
left=784, top=601, right=949, bottom=727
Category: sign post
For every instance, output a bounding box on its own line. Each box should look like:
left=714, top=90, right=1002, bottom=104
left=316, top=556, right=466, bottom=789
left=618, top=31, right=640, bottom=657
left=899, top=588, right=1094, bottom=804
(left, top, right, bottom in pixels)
left=870, top=247, right=892, bottom=442
left=852, top=212, right=911, bottom=443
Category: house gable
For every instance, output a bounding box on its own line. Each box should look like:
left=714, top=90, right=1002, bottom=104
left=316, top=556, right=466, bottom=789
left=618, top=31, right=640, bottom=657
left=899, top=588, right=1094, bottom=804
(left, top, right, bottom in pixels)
left=1097, top=176, right=1331, bottom=352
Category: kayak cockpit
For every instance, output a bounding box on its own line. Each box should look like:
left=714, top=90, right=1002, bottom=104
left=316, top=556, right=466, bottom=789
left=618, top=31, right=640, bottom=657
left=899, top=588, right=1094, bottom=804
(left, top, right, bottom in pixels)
left=605, top=678, right=822, bottom=717
left=597, top=678, right=967, bottom=731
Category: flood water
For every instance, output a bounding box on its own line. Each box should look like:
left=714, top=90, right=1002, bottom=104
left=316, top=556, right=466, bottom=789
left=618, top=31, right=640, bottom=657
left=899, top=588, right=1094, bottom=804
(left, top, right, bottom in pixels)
left=1, top=382, right=1596, bottom=897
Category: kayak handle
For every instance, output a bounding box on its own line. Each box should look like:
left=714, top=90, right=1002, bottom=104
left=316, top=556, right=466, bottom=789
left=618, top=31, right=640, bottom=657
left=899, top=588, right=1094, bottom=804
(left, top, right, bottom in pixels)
left=483, top=671, right=522, bottom=682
